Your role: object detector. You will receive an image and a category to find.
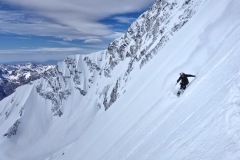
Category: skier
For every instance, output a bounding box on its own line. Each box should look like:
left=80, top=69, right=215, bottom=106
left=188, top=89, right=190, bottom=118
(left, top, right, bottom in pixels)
left=176, top=72, right=196, bottom=96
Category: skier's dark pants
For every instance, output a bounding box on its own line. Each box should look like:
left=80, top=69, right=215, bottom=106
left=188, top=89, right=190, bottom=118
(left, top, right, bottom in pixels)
left=180, top=82, right=188, bottom=90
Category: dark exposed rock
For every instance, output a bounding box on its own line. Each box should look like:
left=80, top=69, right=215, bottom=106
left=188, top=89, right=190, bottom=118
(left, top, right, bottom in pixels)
left=3, top=120, right=21, bottom=138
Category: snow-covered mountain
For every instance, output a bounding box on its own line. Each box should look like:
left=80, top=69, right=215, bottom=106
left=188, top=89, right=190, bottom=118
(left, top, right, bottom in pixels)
left=1, top=0, right=240, bottom=159
left=0, top=63, right=54, bottom=101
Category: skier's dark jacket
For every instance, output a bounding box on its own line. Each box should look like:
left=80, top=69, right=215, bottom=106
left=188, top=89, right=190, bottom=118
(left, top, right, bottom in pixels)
left=177, top=74, right=195, bottom=85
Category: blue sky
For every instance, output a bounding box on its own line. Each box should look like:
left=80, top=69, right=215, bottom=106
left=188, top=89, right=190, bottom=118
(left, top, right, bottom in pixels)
left=0, top=0, right=155, bottom=64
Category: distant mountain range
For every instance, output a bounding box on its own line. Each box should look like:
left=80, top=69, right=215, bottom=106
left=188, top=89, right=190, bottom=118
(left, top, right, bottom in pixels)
left=0, top=63, right=54, bottom=101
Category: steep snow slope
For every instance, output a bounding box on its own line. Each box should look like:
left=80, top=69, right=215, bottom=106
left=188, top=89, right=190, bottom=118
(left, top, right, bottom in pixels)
left=46, top=0, right=240, bottom=159
left=1, top=0, right=240, bottom=159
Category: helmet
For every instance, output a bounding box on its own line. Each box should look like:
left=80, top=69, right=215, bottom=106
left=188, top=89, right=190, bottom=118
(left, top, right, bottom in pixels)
left=180, top=72, right=184, bottom=76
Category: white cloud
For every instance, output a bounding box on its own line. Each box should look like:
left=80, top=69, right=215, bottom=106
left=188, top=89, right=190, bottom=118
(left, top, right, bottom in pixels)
left=0, top=0, right=155, bottom=40
left=0, top=10, right=102, bottom=41
left=0, top=0, right=155, bottom=63
left=0, top=47, right=86, bottom=63
left=0, top=47, right=84, bottom=54
left=84, top=39, right=103, bottom=44
left=113, top=16, right=136, bottom=24
left=104, top=32, right=124, bottom=39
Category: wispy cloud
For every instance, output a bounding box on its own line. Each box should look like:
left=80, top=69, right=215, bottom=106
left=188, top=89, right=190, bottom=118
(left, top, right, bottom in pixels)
left=0, top=47, right=85, bottom=54
left=112, top=16, right=136, bottom=24
left=84, top=39, right=103, bottom=44
left=0, top=10, right=101, bottom=41
left=0, top=0, right=154, bottom=41
left=0, top=47, right=86, bottom=63
left=0, top=0, right=155, bottom=63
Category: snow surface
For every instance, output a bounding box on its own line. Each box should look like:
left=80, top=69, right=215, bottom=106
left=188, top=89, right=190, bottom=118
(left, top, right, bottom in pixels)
left=1, top=0, right=240, bottom=159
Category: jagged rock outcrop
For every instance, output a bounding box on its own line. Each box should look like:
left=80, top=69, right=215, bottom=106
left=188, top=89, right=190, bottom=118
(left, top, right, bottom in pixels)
left=3, top=120, right=20, bottom=138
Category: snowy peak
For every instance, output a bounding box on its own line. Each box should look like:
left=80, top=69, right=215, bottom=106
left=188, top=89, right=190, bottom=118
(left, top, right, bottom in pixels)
left=0, top=63, right=53, bottom=81
left=106, top=0, right=202, bottom=70
left=0, top=63, right=54, bottom=101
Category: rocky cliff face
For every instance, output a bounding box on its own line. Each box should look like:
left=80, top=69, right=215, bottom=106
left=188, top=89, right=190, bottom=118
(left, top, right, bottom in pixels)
left=0, top=63, right=54, bottom=101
